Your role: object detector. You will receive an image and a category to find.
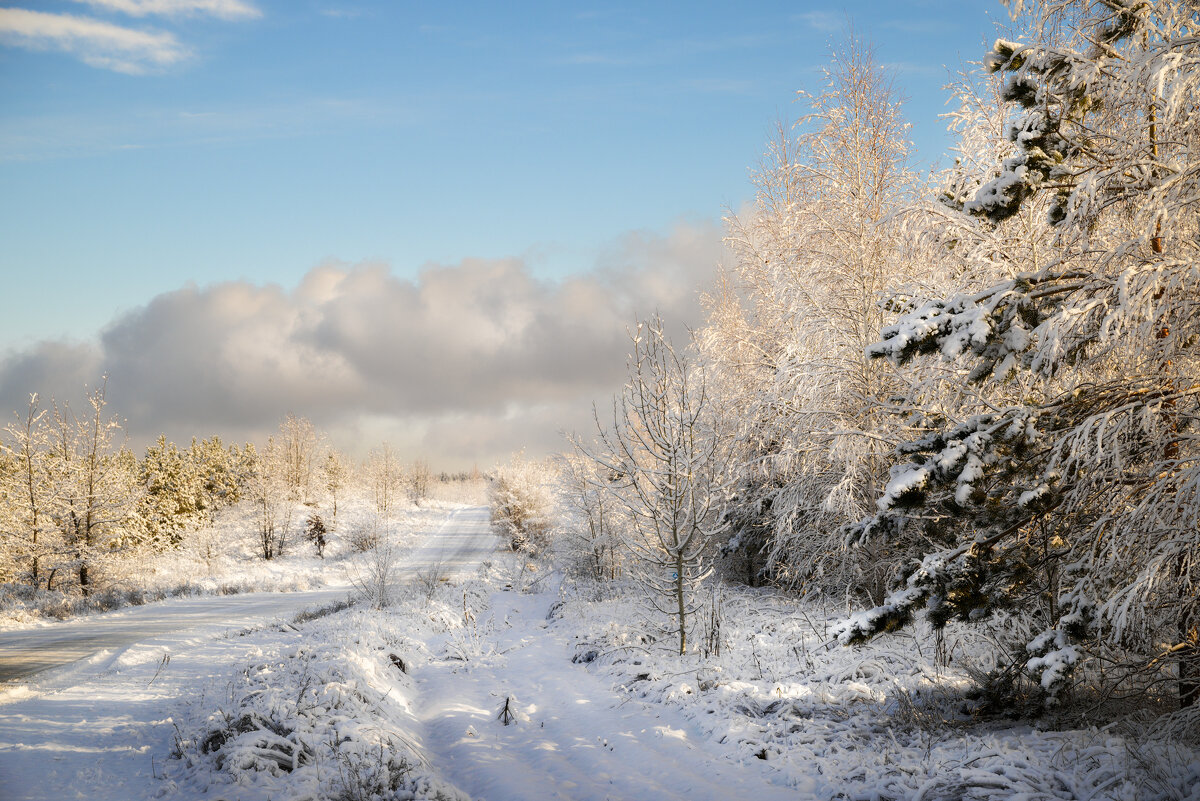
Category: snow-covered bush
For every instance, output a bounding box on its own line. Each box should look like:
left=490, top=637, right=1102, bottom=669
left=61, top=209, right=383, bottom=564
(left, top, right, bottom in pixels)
left=488, top=453, right=558, bottom=556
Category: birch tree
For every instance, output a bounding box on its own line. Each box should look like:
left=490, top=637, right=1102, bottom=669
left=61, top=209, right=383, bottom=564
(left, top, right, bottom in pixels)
left=244, top=437, right=292, bottom=560
left=1, top=395, right=54, bottom=587
left=701, top=34, right=926, bottom=600
left=279, top=414, right=319, bottom=504
left=46, top=383, right=140, bottom=595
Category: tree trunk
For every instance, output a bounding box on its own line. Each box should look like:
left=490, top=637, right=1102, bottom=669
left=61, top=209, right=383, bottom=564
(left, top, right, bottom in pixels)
left=675, top=551, right=687, bottom=656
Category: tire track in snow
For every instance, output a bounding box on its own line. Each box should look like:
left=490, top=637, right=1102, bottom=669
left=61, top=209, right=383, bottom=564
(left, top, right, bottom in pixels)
left=415, top=589, right=799, bottom=801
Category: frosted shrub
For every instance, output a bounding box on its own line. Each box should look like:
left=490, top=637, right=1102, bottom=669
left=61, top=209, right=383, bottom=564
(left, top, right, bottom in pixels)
left=488, top=454, right=558, bottom=556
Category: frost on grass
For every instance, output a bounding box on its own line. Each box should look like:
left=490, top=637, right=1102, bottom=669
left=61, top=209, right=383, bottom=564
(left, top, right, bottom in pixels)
left=170, top=603, right=471, bottom=801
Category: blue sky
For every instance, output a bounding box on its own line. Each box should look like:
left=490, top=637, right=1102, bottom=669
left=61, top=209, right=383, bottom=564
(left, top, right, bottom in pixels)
left=0, top=1, right=1009, bottom=464
left=1, top=1, right=1004, bottom=344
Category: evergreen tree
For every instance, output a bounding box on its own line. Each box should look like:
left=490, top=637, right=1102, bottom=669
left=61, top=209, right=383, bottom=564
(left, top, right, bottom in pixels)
left=140, top=435, right=201, bottom=547
left=839, top=0, right=1200, bottom=708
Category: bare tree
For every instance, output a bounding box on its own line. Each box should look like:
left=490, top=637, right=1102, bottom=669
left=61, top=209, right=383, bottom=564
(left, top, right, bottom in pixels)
left=244, top=437, right=292, bottom=560
left=407, top=458, right=431, bottom=506
left=560, top=451, right=622, bottom=582
left=279, top=414, right=319, bottom=504
left=583, top=317, right=725, bottom=656
left=322, top=449, right=348, bottom=520
left=361, top=443, right=402, bottom=551
left=347, top=534, right=400, bottom=609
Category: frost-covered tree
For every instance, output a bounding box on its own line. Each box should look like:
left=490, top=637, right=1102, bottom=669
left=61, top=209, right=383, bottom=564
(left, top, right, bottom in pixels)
left=407, top=458, right=431, bottom=506
left=322, top=449, right=348, bottom=520
left=140, top=435, right=202, bottom=547
left=362, top=443, right=403, bottom=550
left=45, top=383, right=141, bottom=595
left=838, top=0, right=1200, bottom=709
left=138, top=434, right=246, bottom=549
left=243, top=438, right=293, bottom=560
left=701, top=35, right=926, bottom=600
left=560, top=451, right=623, bottom=582
left=1, top=395, right=54, bottom=587
left=279, top=414, right=319, bottom=504
left=191, top=435, right=245, bottom=512
left=583, top=317, right=725, bottom=655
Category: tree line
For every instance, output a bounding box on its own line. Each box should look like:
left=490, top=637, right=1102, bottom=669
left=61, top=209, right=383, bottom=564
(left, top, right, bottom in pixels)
left=0, top=389, right=445, bottom=595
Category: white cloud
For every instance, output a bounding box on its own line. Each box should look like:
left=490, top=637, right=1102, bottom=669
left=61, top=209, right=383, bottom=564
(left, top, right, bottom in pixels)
left=70, top=0, right=261, bottom=20
left=0, top=7, right=187, bottom=73
left=0, top=222, right=728, bottom=469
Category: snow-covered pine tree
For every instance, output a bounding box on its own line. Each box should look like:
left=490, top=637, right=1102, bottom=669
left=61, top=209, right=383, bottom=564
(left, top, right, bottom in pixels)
left=191, top=435, right=244, bottom=513
left=839, top=0, right=1200, bottom=709
left=140, top=435, right=203, bottom=547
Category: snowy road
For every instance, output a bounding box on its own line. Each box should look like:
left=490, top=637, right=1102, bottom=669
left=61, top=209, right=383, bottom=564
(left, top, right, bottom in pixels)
left=0, top=506, right=494, bottom=683
left=0, top=588, right=352, bottom=682
left=403, top=504, right=499, bottom=581
left=0, top=505, right=498, bottom=801
left=417, top=590, right=798, bottom=801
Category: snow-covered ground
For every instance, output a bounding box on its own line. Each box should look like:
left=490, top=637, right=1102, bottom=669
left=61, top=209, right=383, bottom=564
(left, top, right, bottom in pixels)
left=0, top=504, right=496, bottom=801
left=4, top=504, right=1199, bottom=801
left=0, top=494, right=476, bottom=633
left=414, top=588, right=796, bottom=801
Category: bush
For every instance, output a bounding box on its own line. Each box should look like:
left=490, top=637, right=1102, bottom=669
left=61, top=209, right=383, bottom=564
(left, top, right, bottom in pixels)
left=488, top=454, right=558, bottom=556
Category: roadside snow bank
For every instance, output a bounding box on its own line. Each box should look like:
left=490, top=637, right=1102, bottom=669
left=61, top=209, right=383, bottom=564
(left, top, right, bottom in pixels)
left=169, top=602, right=474, bottom=801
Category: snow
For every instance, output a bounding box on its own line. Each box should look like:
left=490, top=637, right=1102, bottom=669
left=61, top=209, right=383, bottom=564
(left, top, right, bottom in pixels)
left=3, top=505, right=1198, bottom=801
left=0, top=504, right=494, bottom=801
left=415, top=589, right=796, bottom=801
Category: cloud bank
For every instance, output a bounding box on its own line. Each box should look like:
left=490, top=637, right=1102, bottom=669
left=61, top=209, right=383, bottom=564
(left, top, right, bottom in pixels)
left=0, top=221, right=726, bottom=468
